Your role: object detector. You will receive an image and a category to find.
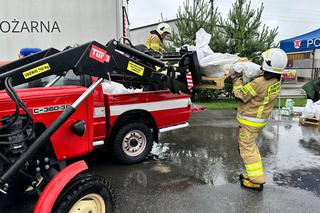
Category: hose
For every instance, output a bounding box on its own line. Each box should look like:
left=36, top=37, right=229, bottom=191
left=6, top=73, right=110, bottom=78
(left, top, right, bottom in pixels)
left=0, top=78, right=20, bottom=130
left=0, top=77, right=35, bottom=145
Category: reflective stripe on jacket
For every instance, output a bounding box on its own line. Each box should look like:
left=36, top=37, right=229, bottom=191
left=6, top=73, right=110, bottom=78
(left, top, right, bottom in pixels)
left=237, top=114, right=267, bottom=128
left=233, top=75, right=281, bottom=125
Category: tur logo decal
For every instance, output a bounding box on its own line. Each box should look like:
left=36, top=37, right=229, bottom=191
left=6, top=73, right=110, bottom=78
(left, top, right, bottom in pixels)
left=89, top=45, right=111, bottom=63
left=294, top=40, right=301, bottom=49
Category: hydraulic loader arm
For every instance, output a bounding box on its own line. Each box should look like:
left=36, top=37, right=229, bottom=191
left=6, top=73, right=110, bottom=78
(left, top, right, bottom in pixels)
left=0, top=40, right=188, bottom=94
left=0, top=40, right=189, bottom=190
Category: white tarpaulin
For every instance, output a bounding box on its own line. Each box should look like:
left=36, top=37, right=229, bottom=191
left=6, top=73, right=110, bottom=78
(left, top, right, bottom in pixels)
left=232, top=61, right=262, bottom=83
left=302, top=99, right=320, bottom=119
left=102, top=81, right=143, bottom=94
left=195, top=28, right=240, bottom=77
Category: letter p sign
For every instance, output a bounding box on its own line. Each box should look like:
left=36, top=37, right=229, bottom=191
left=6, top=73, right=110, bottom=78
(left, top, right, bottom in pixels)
left=307, top=39, right=313, bottom=48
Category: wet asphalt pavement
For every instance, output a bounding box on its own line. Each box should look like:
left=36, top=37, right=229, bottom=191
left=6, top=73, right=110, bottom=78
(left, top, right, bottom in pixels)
left=88, top=110, right=320, bottom=213
left=3, top=110, right=320, bottom=212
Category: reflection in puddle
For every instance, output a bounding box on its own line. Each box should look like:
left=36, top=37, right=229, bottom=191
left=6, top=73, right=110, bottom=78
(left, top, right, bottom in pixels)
left=123, top=170, right=148, bottom=188
left=273, top=169, right=320, bottom=196
left=151, top=163, right=172, bottom=173
left=300, top=138, right=320, bottom=156
left=158, top=126, right=241, bottom=185
left=157, top=122, right=320, bottom=193
left=269, top=125, right=320, bottom=171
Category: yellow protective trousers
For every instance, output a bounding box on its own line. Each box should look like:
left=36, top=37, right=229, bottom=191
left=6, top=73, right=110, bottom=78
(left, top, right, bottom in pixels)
left=238, top=124, right=265, bottom=184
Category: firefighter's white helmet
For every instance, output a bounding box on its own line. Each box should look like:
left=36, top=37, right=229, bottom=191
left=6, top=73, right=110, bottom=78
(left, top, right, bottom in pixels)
left=156, top=23, right=172, bottom=35
left=261, top=48, right=288, bottom=74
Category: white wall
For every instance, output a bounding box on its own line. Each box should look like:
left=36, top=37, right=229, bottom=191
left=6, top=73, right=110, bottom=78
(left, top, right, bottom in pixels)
left=0, top=0, right=124, bottom=60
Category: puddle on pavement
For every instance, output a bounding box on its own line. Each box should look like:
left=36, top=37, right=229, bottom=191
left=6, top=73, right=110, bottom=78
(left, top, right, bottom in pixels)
left=88, top=117, right=320, bottom=197
left=156, top=121, right=320, bottom=195
left=155, top=126, right=242, bottom=185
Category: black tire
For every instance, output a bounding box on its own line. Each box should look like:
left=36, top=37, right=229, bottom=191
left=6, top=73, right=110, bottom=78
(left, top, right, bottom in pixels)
left=113, top=122, right=153, bottom=164
left=53, top=173, right=116, bottom=213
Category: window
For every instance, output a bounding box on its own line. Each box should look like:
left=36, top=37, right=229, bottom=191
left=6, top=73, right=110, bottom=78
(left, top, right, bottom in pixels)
left=287, top=52, right=311, bottom=61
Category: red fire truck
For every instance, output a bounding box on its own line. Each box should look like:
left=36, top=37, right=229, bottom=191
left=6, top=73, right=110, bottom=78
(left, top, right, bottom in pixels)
left=1, top=78, right=191, bottom=164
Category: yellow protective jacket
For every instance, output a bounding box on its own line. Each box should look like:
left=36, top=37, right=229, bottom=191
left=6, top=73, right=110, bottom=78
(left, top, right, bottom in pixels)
left=146, top=33, right=164, bottom=53
left=233, top=75, right=281, bottom=128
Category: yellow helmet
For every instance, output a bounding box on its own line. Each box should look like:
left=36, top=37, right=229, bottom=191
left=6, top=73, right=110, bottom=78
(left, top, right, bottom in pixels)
left=261, top=48, right=288, bottom=74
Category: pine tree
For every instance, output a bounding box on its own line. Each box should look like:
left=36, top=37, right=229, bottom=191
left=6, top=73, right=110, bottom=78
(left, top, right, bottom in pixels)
left=220, top=0, right=278, bottom=58
left=170, top=0, right=221, bottom=49
left=170, top=0, right=278, bottom=58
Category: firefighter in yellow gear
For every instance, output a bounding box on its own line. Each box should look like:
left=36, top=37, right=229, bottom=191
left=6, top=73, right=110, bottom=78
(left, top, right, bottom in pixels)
left=146, top=23, right=172, bottom=53
left=232, top=48, right=288, bottom=191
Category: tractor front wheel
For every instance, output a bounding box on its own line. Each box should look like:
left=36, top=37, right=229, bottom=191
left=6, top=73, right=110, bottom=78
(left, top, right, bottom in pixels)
left=53, top=174, right=115, bottom=213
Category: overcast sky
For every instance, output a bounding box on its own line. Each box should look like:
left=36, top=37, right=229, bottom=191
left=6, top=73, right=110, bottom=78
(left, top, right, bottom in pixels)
left=128, top=0, right=320, bottom=42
